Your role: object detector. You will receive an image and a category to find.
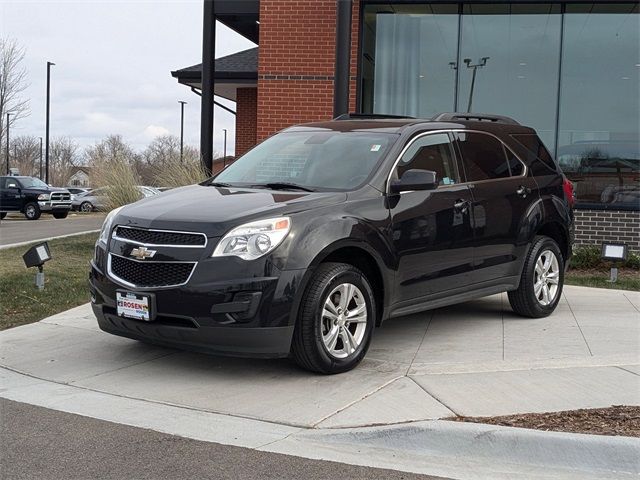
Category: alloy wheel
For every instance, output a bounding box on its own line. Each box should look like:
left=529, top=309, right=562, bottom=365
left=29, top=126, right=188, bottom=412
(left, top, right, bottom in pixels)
left=321, top=283, right=368, bottom=359
left=25, top=205, right=36, bottom=219
left=534, top=249, right=560, bottom=306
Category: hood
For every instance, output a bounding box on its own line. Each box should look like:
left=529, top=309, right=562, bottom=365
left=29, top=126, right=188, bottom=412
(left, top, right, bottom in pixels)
left=115, top=184, right=347, bottom=237
left=23, top=186, right=69, bottom=194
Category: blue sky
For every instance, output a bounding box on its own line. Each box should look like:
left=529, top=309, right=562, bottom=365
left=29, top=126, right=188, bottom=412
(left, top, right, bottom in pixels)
left=0, top=0, right=255, bottom=154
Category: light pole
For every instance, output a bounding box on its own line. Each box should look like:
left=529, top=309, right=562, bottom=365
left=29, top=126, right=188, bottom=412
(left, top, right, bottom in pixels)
left=45, top=61, right=55, bottom=184
left=464, top=57, right=489, bottom=113
left=39, top=137, right=43, bottom=179
left=222, top=128, right=227, bottom=161
left=5, top=113, right=12, bottom=175
left=178, top=100, right=187, bottom=162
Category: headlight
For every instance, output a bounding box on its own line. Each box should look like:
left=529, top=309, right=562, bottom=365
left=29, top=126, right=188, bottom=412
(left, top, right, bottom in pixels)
left=98, top=206, right=124, bottom=245
left=37, top=194, right=50, bottom=201
left=212, top=217, right=291, bottom=260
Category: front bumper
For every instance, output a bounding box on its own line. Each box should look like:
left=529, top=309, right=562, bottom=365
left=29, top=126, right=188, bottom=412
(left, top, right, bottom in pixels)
left=38, top=201, right=72, bottom=212
left=89, top=257, right=302, bottom=358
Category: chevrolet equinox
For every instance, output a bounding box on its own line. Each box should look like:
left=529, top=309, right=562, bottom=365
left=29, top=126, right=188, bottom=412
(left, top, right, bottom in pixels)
left=90, top=113, right=575, bottom=374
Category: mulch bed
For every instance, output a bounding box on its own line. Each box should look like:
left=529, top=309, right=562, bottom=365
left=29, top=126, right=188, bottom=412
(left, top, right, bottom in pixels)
left=449, top=405, right=640, bottom=437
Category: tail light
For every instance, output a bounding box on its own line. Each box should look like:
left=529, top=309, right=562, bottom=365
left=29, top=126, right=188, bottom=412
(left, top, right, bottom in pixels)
left=562, top=176, right=575, bottom=208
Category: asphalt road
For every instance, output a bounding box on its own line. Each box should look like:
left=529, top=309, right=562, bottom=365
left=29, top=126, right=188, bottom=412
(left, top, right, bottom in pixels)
left=0, top=399, right=444, bottom=480
left=0, top=213, right=105, bottom=246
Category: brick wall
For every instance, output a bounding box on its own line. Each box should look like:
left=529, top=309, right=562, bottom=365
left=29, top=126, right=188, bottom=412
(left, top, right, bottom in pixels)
left=574, top=209, right=640, bottom=253
left=256, top=0, right=360, bottom=141
left=235, top=88, right=258, bottom=156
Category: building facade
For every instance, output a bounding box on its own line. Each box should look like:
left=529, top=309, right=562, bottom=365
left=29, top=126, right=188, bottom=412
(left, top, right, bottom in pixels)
left=173, top=0, right=639, bottom=251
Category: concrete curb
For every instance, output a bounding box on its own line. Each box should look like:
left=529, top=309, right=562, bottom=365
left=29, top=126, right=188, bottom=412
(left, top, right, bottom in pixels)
left=1, top=367, right=636, bottom=480
left=267, top=420, right=639, bottom=479
left=0, top=229, right=100, bottom=250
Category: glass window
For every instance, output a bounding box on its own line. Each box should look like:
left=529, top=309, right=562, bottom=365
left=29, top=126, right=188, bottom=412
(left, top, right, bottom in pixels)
left=456, top=132, right=510, bottom=181
left=458, top=4, right=562, bottom=151
left=503, top=146, right=526, bottom=176
left=216, top=131, right=396, bottom=191
left=361, top=4, right=459, bottom=118
left=397, top=133, right=459, bottom=185
left=511, top=133, right=558, bottom=175
left=558, top=3, right=639, bottom=208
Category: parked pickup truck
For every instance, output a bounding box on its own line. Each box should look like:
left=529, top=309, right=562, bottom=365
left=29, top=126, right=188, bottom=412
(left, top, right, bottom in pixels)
left=0, top=176, right=72, bottom=220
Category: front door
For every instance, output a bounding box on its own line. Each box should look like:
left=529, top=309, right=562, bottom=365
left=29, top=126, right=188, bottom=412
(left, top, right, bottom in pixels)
left=389, top=132, right=475, bottom=304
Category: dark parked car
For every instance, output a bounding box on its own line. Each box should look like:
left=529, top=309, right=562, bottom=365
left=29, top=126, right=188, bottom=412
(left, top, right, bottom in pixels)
left=0, top=176, right=71, bottom=220
left=90, top=113, right=575, bottom=374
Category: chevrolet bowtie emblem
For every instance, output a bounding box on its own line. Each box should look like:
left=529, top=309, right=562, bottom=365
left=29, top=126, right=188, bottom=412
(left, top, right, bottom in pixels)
left=130, top=246, right=156, bottom=260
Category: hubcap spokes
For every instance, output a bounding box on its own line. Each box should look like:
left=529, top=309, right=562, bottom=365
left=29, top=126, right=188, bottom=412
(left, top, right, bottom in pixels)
left=534, top=250, right=560, bottom=306
left=321, top=283, right=367, bottom=359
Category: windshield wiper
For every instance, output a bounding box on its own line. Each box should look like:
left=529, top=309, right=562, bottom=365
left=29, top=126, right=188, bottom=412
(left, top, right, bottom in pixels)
left=206, top=181, right=234, bottom=188
left=257, top=182, right=315, bottom=192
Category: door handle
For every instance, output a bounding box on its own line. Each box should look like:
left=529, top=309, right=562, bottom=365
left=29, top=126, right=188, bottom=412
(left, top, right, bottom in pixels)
left=516, top=185, right=531, bottom=198
left=453, top=199, right=470, bottom=213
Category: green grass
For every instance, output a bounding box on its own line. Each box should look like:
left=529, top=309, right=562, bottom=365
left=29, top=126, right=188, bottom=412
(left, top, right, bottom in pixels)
left=0, top=233, right=97, bottom=330
left=565, top=270, right=640, bottom=292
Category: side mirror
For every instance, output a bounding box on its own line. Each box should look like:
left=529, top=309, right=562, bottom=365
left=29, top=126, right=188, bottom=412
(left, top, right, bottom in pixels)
left=390, top=169, right=438, bottom=194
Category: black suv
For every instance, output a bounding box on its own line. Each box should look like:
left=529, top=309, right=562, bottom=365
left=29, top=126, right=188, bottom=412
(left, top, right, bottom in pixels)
left=90, top=113, right=575, bottom=374
left=0, top=176, right=72, bottom=220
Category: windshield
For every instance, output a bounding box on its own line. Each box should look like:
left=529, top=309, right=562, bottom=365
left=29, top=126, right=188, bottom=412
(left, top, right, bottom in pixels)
left=214, top=131, right=396, bottom=190
left=18, top=177, right=48, bottom=188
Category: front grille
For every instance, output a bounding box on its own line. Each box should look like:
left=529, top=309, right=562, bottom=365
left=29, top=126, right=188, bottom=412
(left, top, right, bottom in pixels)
left=115, top=226, right=206, bottom=246
left=109, top=254, right=195, bottom=287
left=51, top=192, right=71, bottom=202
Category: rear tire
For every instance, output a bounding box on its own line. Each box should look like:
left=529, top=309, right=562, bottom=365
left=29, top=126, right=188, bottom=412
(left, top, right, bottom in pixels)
left=80, top=202, right=93, bottom=212
left=53, top=211, right=69, bottom=219
left=509, top=236, right=564, bottom=318
left=291, top=262, right=376, bottom=374
left=0, top=212, right=6, bottom=220
left=24, top=203, right=41, bottom=220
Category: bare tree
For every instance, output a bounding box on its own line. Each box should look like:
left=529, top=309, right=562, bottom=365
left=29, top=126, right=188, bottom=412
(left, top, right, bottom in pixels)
left=0, top=37, right=30, bottom=172
left=10, top=135, right=40, bottom=177
left=49, top=136, right=80, bottom=186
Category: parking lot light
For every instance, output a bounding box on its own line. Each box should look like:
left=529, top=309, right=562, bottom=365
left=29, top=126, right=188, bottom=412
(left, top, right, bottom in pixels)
left=601, top=242, right=627, bottom=283
left=22, top=242, right=52, bottom=290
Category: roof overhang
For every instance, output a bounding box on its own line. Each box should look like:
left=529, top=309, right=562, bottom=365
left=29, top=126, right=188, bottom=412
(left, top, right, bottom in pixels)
left=215, top=0, right=260, bottom=44
left=172, top=47, right=258, bottom=102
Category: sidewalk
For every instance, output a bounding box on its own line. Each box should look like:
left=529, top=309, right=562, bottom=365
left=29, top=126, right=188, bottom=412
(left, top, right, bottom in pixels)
left=1, top=285, right=638, bottom=478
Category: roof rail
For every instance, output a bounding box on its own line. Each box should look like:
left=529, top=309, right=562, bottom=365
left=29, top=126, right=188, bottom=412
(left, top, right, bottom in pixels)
left=431, top=112, right=520, bottom=125
left=334, top=113, right=416, bottom=121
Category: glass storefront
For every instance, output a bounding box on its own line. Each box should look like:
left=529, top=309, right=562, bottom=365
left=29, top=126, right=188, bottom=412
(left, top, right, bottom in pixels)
left=360, top=2, right=640, bottom=209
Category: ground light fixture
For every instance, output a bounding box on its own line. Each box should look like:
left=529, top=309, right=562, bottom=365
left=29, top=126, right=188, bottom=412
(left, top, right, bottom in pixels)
left=601, top=242, right=627, bottom=283
left=22, top=242, right=52, bottom=290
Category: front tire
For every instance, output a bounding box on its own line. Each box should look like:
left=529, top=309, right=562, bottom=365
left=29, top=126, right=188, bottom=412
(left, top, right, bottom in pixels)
left=291, top=262, right=376, bottom=374
left=509, top=236, right=564, bottom=318
left=53, top=211, right=69, bottom=219
left=24, top=203, right=41, bottom=220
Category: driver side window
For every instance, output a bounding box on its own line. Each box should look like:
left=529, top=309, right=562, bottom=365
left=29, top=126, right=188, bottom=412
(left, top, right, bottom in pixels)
left=397, top=133, right=460, bottom=186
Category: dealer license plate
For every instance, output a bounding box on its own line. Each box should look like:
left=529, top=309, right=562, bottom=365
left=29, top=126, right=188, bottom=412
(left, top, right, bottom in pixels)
left=116, top=292, right=151, bottom=321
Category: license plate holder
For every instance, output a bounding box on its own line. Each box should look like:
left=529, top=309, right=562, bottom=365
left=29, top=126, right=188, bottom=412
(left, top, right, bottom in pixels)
left=116, top=291, right=154, bottom=322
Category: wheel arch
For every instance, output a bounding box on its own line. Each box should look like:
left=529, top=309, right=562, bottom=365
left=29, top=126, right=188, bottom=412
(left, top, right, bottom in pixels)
left=290, top=240, right=391, bottom=328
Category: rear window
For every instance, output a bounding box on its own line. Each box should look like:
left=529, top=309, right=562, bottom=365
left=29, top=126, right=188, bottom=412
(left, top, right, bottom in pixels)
left=511, top=134, right=557, bottom=173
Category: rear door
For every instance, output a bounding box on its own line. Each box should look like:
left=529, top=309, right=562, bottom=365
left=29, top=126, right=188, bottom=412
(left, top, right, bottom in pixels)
left=389, top=132, right=475, bottom=303
left=454, top=131, right=538, bottom=284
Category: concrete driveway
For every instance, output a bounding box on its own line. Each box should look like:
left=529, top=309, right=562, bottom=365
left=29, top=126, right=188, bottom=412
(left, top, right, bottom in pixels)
left=1, top=285, right=638, bottom=429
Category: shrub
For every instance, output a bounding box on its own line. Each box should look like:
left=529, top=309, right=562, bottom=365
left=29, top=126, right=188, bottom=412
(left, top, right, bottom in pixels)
left=570, top=245, right=640, bottom=270
left=152, top=155, right=209, bottom=189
